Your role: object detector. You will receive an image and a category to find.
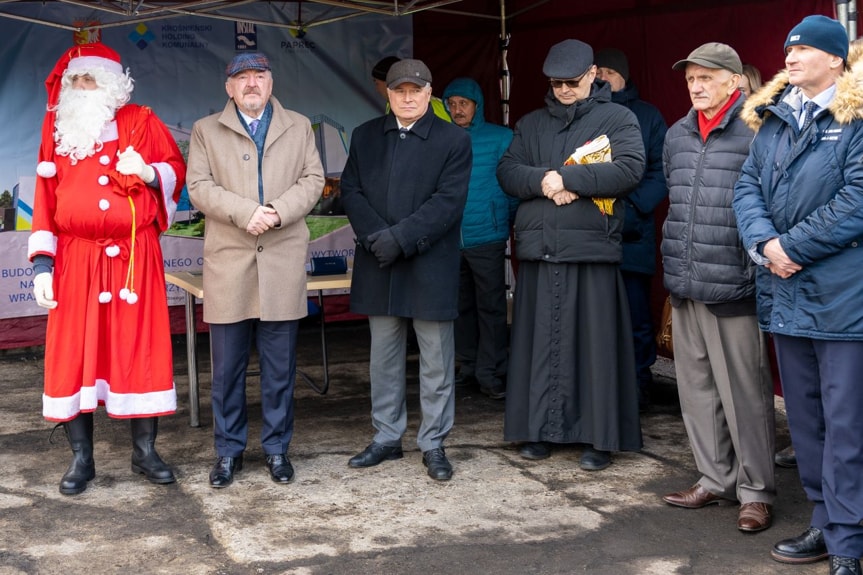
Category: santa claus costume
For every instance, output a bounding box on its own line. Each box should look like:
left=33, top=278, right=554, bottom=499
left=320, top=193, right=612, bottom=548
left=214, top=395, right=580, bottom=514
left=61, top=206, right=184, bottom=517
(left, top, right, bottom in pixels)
left=28, top=43, right=185, bottom=494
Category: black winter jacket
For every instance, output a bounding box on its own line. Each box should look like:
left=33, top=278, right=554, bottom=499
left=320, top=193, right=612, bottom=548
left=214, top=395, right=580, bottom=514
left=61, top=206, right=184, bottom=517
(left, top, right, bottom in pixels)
left=661, top=95, right=756, bottom=307
left=497, top=82, right=645, bottom=264
left=341, top=108, right=471, bottom=320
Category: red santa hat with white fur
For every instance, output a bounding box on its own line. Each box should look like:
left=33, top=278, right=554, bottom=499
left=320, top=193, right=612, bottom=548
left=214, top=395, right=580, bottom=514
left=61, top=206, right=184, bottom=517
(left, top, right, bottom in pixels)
left=36, top=42, right=124, bottom=178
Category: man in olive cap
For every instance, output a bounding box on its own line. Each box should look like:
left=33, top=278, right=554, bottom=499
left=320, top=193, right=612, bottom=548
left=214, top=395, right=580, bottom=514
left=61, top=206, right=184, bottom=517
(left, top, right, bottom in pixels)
left=660, top=42, right=775, bottom=535
left=497, top=39, right=645, bottom=471
left=735, top=15, right=863, bottom=575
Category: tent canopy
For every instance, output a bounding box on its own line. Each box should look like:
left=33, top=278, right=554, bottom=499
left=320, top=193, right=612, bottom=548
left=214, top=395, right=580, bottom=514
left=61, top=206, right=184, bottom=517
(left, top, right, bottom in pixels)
left=0, top=0, right=845, bottom=126
left=0, top=0, right=492, bottom=31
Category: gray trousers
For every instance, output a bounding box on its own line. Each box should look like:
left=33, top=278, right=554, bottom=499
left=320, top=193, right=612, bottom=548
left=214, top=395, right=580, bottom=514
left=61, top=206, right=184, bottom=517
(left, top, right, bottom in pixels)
left=672, top=300, right=775, bottom=504
left=368, top=315, right=455, bottom=452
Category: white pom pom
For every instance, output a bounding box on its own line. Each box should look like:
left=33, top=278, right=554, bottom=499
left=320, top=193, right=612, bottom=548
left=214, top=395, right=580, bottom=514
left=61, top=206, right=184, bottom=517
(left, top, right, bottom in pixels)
left=99, top=155, right=111, bottom=165
left=98, top=199, right=110, bottom=211
left=36, top=161, right=57, bottom=178
left=98, top=175, right=109, bottom=186
left=126, top=292, right=139, bottom=305
left=119, top=288, right=130, bottom=300
left=105, top=245, right=120, bottom=257
left=98, top=291, right=112, bottom=303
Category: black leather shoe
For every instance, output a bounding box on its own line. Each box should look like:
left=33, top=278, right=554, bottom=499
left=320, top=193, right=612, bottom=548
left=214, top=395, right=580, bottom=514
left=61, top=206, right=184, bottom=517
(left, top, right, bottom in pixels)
left=774, top=445, right=797, bottom=468
left=348, top=442, right=403, bottom=468
left=580, top=448, right=611, bottom=471
left=480, top=380, right=506, bottom=399
left=518, top=442, right=551, bottom=460
left=266, top=454, right=294, bottom=484
left=209, top=455, right=243, bottom=489
left=454, top=371, right=477, bottom=387
left=422, top=447, right=453, bottom=481
left=771, top=527, right=828, bottom=564
left=831, top=556, right=862, bottom=575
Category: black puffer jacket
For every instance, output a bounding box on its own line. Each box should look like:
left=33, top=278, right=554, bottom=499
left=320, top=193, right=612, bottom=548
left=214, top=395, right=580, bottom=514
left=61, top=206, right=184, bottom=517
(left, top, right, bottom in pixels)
left=497, top=82, right=645, bottom=264
left=661, top=95, right=756, bottom=305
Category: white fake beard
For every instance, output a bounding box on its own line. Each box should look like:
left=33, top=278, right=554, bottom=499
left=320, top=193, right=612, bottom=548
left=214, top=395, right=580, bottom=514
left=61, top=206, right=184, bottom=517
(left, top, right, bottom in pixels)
left=53, top=88, right=119, bottom=164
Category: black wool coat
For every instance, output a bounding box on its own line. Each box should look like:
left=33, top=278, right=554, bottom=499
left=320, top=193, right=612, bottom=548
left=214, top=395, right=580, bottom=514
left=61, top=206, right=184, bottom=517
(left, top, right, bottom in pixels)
left=341, top=107, right=472, bottom=321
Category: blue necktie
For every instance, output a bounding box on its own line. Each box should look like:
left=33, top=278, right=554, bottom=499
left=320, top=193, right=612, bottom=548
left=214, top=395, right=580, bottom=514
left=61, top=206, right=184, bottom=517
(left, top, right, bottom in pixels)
left=249, top=119, right=260, bottom=136
left=801, top=101, right=818, bottom=132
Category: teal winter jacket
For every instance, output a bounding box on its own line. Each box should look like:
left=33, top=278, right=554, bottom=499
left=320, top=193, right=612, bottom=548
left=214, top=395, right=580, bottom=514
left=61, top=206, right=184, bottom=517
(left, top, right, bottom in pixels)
left=443, top=78, right=518, bottom=249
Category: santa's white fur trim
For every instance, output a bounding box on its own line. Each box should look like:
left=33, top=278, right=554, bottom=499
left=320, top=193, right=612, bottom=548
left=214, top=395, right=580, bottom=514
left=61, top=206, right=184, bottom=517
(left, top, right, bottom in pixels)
left=99, top=199, right=110, bottom=211
left=119, top=288, right=130, bottom=300
left=153, top=162, right=179, bottom=224
left=126, top=292, right=139, bottom=305
left=98, top=175, right=109, bottom=186
left=105, top=245, right=120, bottom=257
left=42, top=380, right=177, bottom=421
left=27, top=230, right=57, bottom=258
left=67, top=55, right=123, bottom=77
left=98, top=292, right=112, bottom=303
left=36, top=161, right=57, bottom=178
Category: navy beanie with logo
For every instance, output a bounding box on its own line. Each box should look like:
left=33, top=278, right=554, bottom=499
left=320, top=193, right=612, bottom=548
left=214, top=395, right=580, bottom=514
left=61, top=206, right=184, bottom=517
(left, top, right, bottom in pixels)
left=784, top=15, right=849, bottom=61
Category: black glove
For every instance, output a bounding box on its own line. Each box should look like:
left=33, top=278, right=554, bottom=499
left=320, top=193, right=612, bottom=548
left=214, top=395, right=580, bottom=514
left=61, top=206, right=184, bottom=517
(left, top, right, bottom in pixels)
left=367, top=228, right=402, bottom=267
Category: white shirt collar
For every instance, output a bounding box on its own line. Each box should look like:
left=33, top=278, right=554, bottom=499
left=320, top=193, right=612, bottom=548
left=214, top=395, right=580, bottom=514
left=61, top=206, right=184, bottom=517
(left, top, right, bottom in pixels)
left=238, top=110, right=263, bottom=127
left=785, top=84, right=837, bottom=116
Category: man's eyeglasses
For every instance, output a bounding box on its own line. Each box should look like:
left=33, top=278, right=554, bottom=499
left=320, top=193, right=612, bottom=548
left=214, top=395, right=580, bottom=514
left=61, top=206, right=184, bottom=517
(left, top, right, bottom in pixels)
left=549, top=72, right=588, bottom=89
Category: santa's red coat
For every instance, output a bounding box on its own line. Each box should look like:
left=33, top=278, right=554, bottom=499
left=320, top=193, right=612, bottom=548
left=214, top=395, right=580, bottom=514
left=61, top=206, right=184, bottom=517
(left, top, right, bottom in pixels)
left=29, top=105, right=186, bottom=422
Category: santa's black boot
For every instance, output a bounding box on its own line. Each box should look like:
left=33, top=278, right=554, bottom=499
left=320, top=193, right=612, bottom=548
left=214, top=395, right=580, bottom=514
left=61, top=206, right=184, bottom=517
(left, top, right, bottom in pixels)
left=130, top=417, right=176, bottom=484
left=59, top=412, right=95, bottom=495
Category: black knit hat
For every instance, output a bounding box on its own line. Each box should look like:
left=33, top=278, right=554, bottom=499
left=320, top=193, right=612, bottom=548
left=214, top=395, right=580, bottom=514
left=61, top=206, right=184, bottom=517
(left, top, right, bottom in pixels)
left=372, top=56, right=400, bottom=81
left=594, top=48, right=630, bottom=82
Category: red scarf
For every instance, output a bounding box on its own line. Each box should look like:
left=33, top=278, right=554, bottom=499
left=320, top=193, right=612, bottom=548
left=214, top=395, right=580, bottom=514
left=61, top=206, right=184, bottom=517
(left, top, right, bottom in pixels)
left=697, top=89, right=741, bottom=141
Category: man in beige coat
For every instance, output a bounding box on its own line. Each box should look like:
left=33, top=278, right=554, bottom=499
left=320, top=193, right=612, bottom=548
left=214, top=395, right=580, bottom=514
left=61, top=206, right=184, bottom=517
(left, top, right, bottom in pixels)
left=187, top=53, right=324, bottom=489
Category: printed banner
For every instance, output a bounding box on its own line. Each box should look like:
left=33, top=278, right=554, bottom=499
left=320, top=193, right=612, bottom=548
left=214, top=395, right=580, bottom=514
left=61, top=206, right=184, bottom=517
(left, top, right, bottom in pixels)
left=0, top=3, right=412, bottom=226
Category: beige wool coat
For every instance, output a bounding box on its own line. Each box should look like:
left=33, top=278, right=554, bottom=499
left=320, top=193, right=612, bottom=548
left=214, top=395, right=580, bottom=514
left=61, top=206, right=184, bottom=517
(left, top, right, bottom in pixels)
left=187, top=97, right=324, bottom=323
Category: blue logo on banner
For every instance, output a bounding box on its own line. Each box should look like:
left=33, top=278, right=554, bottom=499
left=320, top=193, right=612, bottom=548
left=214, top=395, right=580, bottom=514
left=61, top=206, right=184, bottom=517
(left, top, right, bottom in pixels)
left=129, top=23, right=156, bottom=50
left=236, top=22, right=257, bottom=50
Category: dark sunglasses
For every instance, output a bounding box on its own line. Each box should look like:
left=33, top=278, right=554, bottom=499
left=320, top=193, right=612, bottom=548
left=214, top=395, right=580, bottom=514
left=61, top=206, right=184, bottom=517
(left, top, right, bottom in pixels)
left=549, top=72, right=589, bottom=89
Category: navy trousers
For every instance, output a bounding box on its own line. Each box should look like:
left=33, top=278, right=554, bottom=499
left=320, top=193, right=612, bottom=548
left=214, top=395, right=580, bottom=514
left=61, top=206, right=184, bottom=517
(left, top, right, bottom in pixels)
left=622, top=270, right=656, bottom=399
left=454, top=240, right=509, bottom=388
left=774, top=334, right=863, bottom=558
left=210, top=319, right=298, bottom=458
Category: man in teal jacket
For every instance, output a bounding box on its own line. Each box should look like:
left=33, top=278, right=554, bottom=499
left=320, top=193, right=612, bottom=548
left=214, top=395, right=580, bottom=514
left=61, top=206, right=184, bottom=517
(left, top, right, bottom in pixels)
left=443, top=77, right=517, bottom=399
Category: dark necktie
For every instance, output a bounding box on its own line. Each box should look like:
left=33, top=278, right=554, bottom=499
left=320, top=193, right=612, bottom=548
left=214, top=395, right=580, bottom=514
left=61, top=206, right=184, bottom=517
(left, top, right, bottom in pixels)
left=801, top=101, right=818, bottom=132
left=249, top=119, right=260, bottom=136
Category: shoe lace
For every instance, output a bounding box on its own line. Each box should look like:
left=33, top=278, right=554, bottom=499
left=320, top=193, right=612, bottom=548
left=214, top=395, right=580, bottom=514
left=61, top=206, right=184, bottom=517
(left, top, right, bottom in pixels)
left=426, top=447, right=445, bottom=462
left=832, top=556, right=860, bottom=569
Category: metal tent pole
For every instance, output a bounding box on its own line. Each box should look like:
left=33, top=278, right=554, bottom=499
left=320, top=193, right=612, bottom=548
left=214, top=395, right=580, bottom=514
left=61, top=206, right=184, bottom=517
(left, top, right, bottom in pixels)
left=499, top=0, right=511, bottom=126
left=837, top=0, right=857, bottom=41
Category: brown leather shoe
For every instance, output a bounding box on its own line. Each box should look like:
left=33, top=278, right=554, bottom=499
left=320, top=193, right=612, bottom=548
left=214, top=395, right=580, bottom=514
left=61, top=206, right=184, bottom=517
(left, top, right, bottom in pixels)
left=662, top=484, right=736, bottom=509
left=738, top=502, right=773, bottom=532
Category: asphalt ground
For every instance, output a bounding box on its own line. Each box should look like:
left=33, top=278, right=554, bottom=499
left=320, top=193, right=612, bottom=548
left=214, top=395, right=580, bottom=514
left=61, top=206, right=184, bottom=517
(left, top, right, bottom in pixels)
left=0, top=320, right=824, bottom=575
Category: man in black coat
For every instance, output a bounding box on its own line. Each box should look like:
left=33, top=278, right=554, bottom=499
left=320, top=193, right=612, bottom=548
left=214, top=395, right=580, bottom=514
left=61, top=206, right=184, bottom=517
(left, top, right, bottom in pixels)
left=497, top=39, right=645, bottom=471
left=341, top=59, right=471, bottom=481
left=595, top=48, right=668, bottom=410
